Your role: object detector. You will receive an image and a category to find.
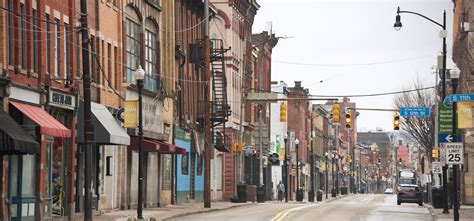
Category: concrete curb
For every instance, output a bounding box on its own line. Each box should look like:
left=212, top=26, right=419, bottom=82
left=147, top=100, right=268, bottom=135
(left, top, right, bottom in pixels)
left=160, top=194, right=350, bottom=221
left=427, top=205, right=439, bottom=221
left=160, top=202, right=255, bottom=221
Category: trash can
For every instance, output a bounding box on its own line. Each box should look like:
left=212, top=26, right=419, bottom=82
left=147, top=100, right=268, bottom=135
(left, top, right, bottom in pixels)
left=308, top=190, right=315, bottom=202
left=296, top=188, right=304, bottom=202
left=257, top=185, right=265, bottom=203
left=317, top=190, right=323, bottom=202
left=341, top=187, right=348, bottom=195
left=237, top=184, right=247, bottom=203
left=331, top=188, right=337, bottom=197
left=432, top=187, right=443, bottom=208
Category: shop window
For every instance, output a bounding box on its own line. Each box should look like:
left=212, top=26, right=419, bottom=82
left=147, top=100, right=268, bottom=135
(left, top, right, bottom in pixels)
left=21, top=155, right=36, bottom=197
left=106, top=156, right=112, bottom=176
left=181, top=153, right=188, bottom=175
left=162, top=155, right=171, bottom=190
left=196, top=154, right=203, bottom=176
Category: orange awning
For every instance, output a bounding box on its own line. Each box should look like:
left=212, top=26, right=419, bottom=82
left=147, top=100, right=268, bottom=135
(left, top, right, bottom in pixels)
left=10, top=101, right=71, bottom=138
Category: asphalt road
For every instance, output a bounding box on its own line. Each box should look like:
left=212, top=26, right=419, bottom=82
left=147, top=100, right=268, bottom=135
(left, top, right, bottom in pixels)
left=167, top=194, right=433, bottom=221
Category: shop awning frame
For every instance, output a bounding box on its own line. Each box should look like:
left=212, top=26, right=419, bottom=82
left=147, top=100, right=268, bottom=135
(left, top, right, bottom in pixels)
left=10, top=101, right=71, bottom=138
left=129, top=137, right=186, bottom=154
left=0, top=109, right=39, bottom=155
left=77, top=101, right=130, bottom=145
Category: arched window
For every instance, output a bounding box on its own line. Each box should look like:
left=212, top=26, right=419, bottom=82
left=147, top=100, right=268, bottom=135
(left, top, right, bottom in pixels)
left=144, top=19, right=159, bottom=92
left=125, top=6, right=141, bottom=84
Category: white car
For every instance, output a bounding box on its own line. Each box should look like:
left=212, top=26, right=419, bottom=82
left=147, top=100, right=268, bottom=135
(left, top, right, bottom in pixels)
left=384, top=188, right=394, bottom=194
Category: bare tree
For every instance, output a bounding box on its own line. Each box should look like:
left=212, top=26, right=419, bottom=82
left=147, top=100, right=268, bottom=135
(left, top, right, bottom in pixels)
left=393, top=79, right=435, bottom=154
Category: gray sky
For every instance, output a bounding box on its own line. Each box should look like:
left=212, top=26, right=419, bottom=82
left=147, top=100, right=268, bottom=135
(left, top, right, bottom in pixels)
left=253, top=0, right=453, bottom=132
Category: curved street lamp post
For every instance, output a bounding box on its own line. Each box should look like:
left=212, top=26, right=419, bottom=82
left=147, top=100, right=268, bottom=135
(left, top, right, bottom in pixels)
left=394, top=6, right=449, bottom=214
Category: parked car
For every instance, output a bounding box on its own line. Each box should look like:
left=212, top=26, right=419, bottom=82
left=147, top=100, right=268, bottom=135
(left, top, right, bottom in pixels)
left=384, top=188, right=394, bottom=194
left=397, top=184, right=423, bottom=206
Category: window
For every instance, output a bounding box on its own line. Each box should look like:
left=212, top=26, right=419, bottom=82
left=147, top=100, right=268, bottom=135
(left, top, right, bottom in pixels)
left=46, top=14, right=51, bottom=73
left=90, top=37, right=97, bottom=83
left=106, top=156, right=112, bottom=176
left=20, top=3, right=25, bottom=68
left=144, top=29, right=157, bottom=91
left=64, top=23, right=69, bottom=80
left=55, top=18, right=60, bottom=78
left=114, top=46, right=119, bottom=88
left=181, top=153, right=188, bottom=175
left=76, top=32, right=81, bottom=78
left=7, top=0, right=12, bottom=65
left=162, top=155, right=172, bottom=190
left=107, top=43, right=112, bottom=88
left=125, top=17, right=140, bottom=84
left=197, top=154, right=203, bottom=176
left=32, top=9, right=38, bottom=73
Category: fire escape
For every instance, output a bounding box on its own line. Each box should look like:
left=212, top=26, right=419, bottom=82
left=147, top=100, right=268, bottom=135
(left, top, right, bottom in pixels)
left=210, top=39, right=231, bottom=152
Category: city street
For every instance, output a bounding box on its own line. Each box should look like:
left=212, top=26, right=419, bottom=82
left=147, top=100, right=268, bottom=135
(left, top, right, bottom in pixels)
left=167, top=194, right=432, bottom=221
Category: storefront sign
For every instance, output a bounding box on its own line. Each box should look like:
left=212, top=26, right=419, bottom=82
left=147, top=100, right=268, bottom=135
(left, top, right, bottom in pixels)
left=49, top=90, right=76, bottom=110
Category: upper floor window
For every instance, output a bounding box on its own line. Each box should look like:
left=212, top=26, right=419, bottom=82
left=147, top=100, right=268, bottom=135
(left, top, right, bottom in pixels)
left=125, top=7, right=140, bottom=84
left=7, top=0, right=12, bottom=65
left=20, top=3, right=25, bottom=69
left=144, top=19, right=159, bottom=92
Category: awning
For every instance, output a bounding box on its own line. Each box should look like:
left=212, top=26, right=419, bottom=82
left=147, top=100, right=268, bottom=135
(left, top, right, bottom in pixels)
left=0, top=109, right=39, bottom=154
left=10, top=101, right=71, bottom=138
left=129, top=137, right=186, bottom=154
left=77, top=102, right=130, bottom=145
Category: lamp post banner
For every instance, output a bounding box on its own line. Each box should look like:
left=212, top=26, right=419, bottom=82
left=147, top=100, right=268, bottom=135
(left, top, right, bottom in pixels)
left=457, top=102, right=474, bottom=129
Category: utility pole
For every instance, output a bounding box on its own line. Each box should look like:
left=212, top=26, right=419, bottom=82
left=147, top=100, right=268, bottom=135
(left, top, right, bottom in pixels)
left=203, top=0, right=211, bottom=208
left=258, top=104, right=263, bottom=187
left=80, top=0, right=93, bottom=219
left=309, top=114, right=315, bottom=202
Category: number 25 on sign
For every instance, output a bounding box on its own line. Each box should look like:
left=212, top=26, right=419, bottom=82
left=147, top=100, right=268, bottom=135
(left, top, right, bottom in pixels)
left=446, top=142, right=464, bottom=165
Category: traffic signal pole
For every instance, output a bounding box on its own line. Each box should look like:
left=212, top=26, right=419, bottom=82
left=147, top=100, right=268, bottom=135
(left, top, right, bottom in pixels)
left=203, top=0, right=211, bottom=208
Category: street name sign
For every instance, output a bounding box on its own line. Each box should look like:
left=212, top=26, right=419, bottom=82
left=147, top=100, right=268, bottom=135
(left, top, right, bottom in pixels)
left=438, top=134, right=462, bottom=143
left=446, top=142, right=464, bottom=165
left=399, top=107, right=430, bottom=117
left=448, top=94, right=474, bottom=103
left=432, top=162, right=442, bottom=174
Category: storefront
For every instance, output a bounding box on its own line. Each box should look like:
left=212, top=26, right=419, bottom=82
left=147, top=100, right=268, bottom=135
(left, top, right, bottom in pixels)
left=175, top=129, right=204, bottom=204
left=76, top=101, right=130, bottom=212
left=7, top=85, right=71, bottom=221
left=45, top=88, right=77, bottom=217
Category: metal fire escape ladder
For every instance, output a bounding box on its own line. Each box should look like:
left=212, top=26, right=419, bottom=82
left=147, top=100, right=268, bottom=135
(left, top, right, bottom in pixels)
left=210, top=39, right=231, bottom=152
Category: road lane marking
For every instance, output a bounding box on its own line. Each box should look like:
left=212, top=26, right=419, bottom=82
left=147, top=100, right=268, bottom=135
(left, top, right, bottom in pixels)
left=271, top=204, right=317, bottom=221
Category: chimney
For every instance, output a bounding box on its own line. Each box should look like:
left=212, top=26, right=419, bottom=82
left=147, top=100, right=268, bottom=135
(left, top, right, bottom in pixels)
left=294, top=81, right=302, bottom=88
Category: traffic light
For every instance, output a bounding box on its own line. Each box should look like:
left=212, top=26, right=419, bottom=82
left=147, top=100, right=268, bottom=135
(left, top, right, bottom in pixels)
left=393, top=112, right=400, bottom=130
left=332, top=103, right=340, bottom=124
left=280, top=102, right=287, bottom=122
left=432, top=149, right=439, bottom=160
left=345, top=111, right=352, bottom=128
left=364, top=156, right=369, bottom=165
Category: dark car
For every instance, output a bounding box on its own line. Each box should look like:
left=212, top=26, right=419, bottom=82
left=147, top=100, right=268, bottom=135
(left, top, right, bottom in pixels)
left=397, top=184, right=423, bottom=206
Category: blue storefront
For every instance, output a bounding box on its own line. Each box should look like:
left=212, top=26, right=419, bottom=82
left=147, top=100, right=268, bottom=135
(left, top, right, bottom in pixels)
left=175, top=128, right=204, bottom=204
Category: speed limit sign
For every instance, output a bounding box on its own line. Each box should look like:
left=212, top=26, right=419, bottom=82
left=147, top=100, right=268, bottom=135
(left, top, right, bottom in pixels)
left=446, top=142, right=463, bottom=165
left=432, top=162, right=442, bottom=174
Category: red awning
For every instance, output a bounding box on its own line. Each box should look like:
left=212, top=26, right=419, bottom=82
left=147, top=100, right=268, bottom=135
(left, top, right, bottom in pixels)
left=10, top=101, right=71, bottom=138
left=129, top=137, right=186, bottom=154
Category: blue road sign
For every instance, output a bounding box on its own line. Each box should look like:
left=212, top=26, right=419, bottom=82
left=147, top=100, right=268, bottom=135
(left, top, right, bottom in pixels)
left=399, top=107, right=430, bottom=117
left=448, top=94, right=474, bottom=103
left=438, top=134, right=462, bottom=143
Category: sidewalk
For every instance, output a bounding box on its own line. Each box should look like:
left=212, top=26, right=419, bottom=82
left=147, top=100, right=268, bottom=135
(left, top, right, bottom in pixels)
left=92, top=194, right=346, bottom=221
left=428, top=205, right=474, bottom=221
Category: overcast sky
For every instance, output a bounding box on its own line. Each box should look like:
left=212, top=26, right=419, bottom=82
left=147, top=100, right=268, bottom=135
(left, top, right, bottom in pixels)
left=253, top=0, right=453, bottom=132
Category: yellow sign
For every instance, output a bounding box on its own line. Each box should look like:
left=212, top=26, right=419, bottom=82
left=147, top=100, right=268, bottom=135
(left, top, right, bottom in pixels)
left=279, top=146, right=285, bottom=160
left=458, top=102, right=474, bottom=129
left=124, top=100, right=138, bottom=128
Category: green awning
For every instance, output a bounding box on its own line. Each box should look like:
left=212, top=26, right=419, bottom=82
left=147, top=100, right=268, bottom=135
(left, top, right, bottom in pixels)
left=0, top=109, right=39, bottom=155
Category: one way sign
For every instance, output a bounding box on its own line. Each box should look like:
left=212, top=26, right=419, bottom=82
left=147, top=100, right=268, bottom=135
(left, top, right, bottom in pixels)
left=439, top=134, right=462, bottom=143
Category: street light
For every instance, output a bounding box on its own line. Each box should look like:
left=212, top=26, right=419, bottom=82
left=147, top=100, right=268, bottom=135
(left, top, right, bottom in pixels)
left=135, top=65, right=145, bottom=219
left=295, top=138, right=301, bottom=201
left=450, top=64, right=461, bottom=221
left=393, top=7, right=449, bottom=214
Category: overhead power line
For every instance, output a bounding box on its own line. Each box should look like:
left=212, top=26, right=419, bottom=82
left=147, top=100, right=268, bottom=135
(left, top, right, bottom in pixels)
left=273, top=55, right=433, bottom=67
